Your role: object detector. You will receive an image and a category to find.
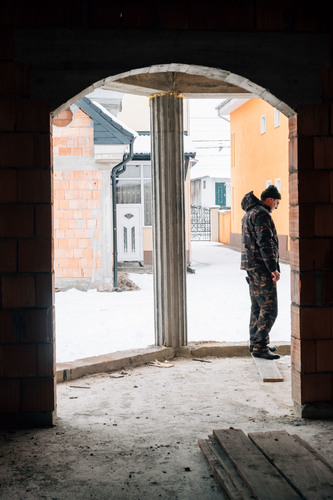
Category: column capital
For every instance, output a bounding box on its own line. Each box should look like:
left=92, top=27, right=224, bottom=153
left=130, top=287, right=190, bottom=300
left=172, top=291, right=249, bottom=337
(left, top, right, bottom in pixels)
left=149, top=92, right=184, bottom=101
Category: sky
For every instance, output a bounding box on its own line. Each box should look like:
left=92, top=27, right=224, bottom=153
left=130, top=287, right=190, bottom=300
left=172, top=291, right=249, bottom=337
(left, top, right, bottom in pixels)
left=188, top=98, right=231, bottom=179
left=56, top=241, right=291, bottom=363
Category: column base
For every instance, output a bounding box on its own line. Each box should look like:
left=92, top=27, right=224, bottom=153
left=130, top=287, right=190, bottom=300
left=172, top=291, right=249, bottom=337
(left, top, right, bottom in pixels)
left=294, top=402, right=333, bottom=419
left=0, top=411, right=55, bottom=429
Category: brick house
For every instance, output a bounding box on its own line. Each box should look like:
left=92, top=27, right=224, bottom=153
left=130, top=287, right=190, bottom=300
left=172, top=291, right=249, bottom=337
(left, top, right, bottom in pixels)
left=53, top=92, right=195, bottom=290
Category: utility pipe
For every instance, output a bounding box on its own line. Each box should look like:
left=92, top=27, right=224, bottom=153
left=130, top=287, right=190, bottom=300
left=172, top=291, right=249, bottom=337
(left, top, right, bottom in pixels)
left=111, top=141, right=134, bottom=290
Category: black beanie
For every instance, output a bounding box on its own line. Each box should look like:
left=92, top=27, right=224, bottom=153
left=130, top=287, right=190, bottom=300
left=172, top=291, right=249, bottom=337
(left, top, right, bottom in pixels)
left=261, top=184, right=281, bottom=201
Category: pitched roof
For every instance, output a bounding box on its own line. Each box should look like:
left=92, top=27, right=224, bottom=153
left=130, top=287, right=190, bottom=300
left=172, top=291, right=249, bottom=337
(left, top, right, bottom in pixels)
left=76, top=97, right=137, bottom=145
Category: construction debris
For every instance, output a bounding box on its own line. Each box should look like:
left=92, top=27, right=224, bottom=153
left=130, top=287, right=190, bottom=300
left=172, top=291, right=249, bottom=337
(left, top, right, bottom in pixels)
left=148, top=360, right=174, bottom=368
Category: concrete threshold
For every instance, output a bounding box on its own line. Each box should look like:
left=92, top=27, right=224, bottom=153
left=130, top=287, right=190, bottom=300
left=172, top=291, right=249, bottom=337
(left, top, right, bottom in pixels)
left=56, top=341, right=291, bottom=383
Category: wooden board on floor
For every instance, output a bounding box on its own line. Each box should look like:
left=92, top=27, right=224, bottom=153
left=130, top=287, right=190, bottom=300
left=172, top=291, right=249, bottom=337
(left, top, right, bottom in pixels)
left=249, top=430, right=333, bottom=499
left=251, top=354, right=283, bottom=382
left=213, top=428, right=299, bottom=499
left=198, top=438, right=245, bottom=500
left=199, top=428, right=333, bottom=499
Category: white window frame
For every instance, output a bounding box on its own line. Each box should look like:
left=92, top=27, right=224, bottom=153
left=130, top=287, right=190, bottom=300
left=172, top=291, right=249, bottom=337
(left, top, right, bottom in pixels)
left=260, top=115, right=266, bottom=134
left=274, top=109, right=280, bottom=128
left=275, top=178, right=281, bottom=192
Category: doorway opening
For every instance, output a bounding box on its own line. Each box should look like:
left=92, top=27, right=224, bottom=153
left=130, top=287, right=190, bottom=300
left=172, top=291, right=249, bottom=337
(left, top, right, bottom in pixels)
left=52, top=64, right=295, bottom=371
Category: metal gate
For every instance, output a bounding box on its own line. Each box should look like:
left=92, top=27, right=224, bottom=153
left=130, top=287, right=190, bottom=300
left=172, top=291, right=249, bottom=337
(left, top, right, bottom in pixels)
left=190, top=205, right=211, bottom=241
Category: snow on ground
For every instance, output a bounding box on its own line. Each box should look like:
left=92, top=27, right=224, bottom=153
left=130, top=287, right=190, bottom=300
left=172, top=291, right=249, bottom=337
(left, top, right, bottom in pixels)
left=55, top=242, right=291, bottom=363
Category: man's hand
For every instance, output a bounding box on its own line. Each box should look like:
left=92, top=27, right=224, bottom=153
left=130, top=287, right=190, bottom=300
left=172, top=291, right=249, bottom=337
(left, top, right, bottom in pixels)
left=272, top=271, right=280, bottom=282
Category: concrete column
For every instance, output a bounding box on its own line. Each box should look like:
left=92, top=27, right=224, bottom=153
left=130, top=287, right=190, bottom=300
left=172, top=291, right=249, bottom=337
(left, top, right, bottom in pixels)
left=96, top=169, right=113, bottom=291
left=150, top=93, right=187, bottom=347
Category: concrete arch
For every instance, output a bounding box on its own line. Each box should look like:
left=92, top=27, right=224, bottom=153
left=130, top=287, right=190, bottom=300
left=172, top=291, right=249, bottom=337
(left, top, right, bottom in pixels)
left=53, top=63, right=295, bottom=119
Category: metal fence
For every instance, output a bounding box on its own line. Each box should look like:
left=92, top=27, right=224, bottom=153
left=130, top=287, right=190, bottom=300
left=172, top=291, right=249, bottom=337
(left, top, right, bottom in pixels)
left=190, top=205, right=211, bottom=241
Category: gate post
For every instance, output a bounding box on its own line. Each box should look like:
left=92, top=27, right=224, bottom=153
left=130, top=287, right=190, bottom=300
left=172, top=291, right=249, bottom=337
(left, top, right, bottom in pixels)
left=150, top=93, right=187, bottom=347
left=210, top=206, right=220, bottom=242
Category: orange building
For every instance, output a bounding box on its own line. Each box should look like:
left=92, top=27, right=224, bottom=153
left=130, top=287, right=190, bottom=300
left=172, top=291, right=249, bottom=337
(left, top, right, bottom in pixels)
left=217, top=98, right=289, bottom=259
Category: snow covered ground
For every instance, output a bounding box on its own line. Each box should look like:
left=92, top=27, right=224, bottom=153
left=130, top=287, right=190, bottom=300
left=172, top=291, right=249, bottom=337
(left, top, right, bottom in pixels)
left=55, top=242, right=291, bottom=363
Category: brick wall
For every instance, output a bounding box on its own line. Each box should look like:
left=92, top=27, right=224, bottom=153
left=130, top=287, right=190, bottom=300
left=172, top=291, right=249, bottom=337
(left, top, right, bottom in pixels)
left=53, top=109, right=93, bottom=157
left=0, top=1, right=332, bottom=426
left=54, top=170, right=102, bottom=281
left=290, top=70, right=333, bottom=414
left=0, top=44, right=55, bottom=425
left=53, top=110, right=103, bottom=285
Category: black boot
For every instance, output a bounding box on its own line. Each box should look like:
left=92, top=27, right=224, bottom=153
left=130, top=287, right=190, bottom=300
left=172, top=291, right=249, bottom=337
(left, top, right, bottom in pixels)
left=250, top=345, right=277, bottom=353
left=252, top=350, right=280, bottom=360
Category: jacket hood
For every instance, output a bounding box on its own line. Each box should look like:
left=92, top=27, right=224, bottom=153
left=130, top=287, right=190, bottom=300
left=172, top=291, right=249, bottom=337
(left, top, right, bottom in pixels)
left=241, top=191, right=262, bottom=211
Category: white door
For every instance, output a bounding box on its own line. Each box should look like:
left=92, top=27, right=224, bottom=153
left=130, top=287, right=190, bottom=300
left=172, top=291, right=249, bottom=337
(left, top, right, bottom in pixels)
left=117, top=204, right=142, bottom=261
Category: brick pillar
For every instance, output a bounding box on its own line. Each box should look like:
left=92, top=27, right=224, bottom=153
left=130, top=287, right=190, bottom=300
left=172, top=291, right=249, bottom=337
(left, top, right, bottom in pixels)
left=290, top=94, right=333, bottom=418
left=0, top=52, right=55, bottom=426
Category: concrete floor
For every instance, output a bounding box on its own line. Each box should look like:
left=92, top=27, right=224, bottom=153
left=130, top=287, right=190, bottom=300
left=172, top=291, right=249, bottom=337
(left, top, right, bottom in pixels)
left=1, top=355, right=332, bottom=499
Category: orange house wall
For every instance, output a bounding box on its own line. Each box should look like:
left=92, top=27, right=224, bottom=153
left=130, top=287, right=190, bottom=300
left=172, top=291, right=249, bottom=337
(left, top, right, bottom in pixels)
left=230, top=99, right=289, bottom=248
left=218, top=211, right=231, bottom=244
left=53, top=110, right=102, bottom=281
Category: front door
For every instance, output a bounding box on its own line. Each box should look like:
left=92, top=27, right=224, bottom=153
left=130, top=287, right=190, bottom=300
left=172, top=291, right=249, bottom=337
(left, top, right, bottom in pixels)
left=117, top=204, right=142, bottom=261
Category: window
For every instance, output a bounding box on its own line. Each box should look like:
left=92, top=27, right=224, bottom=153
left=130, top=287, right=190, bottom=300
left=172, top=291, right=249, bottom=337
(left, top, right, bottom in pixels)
left=266, top=180, right=272, bottom=188
left=260, top=115, right=266, bottom=134
left=275, top=178, right=281, bottom=192
left=116, top=179, right=141, bottom=204
left=274, top=109, right=280, bottom=128
left=215, top=182, right=226, bottom=207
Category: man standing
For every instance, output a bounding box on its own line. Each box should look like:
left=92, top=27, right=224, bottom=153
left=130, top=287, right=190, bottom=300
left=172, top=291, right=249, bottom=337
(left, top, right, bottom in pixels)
left=241, top=185, right=281, bottom=360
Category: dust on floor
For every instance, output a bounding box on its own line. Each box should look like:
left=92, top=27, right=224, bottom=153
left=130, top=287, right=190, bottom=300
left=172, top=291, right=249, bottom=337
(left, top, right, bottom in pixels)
left=0, top=356, right=332, bottom=499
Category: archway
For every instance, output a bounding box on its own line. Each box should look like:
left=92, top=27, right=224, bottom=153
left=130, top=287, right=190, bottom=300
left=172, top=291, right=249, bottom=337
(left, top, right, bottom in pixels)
left=52, top=64, right=295, bottom=369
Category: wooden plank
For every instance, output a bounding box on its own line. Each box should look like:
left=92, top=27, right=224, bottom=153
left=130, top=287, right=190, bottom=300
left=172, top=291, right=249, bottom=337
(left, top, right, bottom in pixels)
left=251, top=355, right=284, bottom=382
left=249, top=430, right=333, bottom=500
left=292, top=434, right=333, bottom=472
left=207, top=436, right=255, bottom=500
left=198, top=438, right=244, bottom=499
left=213, top=428, right=300, bottom=499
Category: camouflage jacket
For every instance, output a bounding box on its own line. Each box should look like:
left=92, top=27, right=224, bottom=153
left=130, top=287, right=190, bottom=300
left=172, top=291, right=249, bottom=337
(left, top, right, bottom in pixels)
left=240, top=191, right=280, bottom=273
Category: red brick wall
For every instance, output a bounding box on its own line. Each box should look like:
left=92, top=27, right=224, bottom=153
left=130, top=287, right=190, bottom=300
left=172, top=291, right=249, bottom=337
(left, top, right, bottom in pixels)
left=290, top=71, right=333, bottom=410
left=0, top=57, right=56, bottom=424
left=53, top=109, right=102, bottom=283
left=0, top=1, right=332, bottom=426
left=53, top=109, right=93, bottom=157
left=54, top=170, right=102, bottom=280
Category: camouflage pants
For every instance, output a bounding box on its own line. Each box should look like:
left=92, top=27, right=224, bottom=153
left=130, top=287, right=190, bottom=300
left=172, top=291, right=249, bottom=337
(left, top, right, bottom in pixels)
left=246, top=270, right=278, bottom=353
